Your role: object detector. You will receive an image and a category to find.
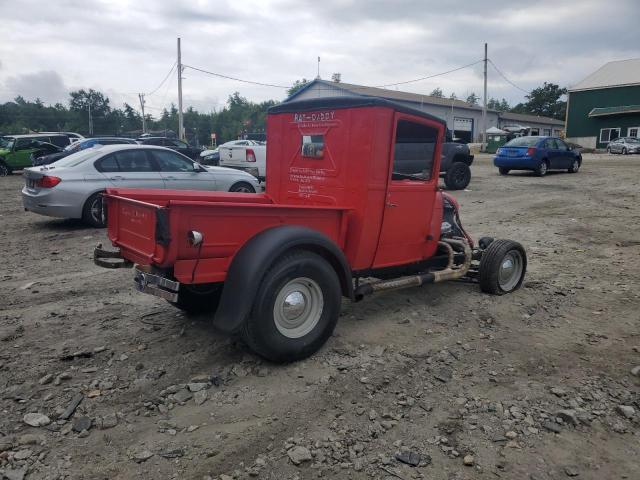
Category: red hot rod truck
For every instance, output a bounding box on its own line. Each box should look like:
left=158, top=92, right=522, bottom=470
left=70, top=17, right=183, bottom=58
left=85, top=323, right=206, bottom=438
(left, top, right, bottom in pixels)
left=94, top=97, right=526, bottom=362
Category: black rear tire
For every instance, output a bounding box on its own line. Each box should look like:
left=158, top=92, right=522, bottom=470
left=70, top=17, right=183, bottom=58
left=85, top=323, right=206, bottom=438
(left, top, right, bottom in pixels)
left=242, top=250, right=341, bottom=363
left=169, top=283, right=222, bottom=315
left=82, top=192, right=106, bottom=228
left=0, top=160, right=11, bottom=177
left=498, top=167, right=510, bottom=175
left=479, top=239, right=527, bottom=295
left=229, top=181, right=256, bottom=193
left=444, top=162, right=471, bottom=190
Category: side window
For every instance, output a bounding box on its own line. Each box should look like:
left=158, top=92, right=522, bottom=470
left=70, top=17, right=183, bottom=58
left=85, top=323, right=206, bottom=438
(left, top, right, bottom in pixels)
left=15, top=138, right=33, bottom=150
left=392, top=119, right=437, bottom=180
left=95, top=155, right=119, bottom=172
left=556, top=139, right=569, bottom=151
left=114, top=150, right=154, bottom=172
left=544, top=139, right=557, bottom=149
left=151, top=150, right=194, bottom=172
left=301, top=135, right=324, bottom=158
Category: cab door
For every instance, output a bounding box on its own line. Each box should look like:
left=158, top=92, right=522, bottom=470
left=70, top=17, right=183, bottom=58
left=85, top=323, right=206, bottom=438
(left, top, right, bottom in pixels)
left=372, top=114, right=442, bottom=268
left=11, top=138, right=36, bottom=169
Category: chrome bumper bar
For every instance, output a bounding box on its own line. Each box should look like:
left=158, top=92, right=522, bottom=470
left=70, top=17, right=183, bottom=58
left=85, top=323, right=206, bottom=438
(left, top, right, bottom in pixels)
left=133, top=265, right=180, bottom=303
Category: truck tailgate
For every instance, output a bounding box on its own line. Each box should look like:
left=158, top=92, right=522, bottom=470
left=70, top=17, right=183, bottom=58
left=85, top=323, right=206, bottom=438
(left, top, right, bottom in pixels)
left=106, top=194, right=171, bottom=266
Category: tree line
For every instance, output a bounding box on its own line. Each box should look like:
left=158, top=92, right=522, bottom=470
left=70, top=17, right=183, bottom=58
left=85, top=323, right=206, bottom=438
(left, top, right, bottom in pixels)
left=0, top=81, right=566, bottom=145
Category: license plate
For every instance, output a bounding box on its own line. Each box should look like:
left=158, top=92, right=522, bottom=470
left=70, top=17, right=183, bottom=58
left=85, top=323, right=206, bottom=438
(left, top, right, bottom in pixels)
left=507, top=150, right=518, bottom=157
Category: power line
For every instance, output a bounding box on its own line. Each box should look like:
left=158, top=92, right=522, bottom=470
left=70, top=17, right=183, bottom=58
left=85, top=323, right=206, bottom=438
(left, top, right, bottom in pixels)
left=146, top=61, right=177, bottom=96
left=374, top=60, right=484, bottom=88
left=488, top=59, right=530, bottom=95
left=183, top=64, right=290, bottom=89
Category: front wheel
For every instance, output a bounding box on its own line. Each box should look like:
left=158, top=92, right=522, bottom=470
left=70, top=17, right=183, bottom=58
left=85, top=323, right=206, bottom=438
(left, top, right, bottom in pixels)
left=0, top=161, right=11, bottom=177
left=535, top=160, right=549, bottom=177
left=82, top=192, right=106, bottom=228
left=568, top=159, right=580, bottom=173
left=479, top=239, right=527, bottom=295
left=444, top=162, right=471, bottom=190
left=498, top=167, right=510, bottom=175
left=606, top=147, right=611, bottom=154
left=622, top=147, right=628, bottom=155
left=242, top=250, right=341, bottom=363
left=229, top=181, right=256, bottom=193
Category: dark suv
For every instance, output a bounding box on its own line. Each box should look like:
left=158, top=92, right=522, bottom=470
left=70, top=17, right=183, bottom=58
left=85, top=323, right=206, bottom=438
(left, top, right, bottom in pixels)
left=137, top=137, right=203, bottom=160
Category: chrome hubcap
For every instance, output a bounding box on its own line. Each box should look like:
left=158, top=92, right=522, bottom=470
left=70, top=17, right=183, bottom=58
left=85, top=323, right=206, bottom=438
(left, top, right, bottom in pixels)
left=498, top=251, right=524, bottom=291
left=573, top=160, right=579, bottom=171
left=273, top=277, right=323, bottom=339
left=91, top=199, right=102, bottom=223
left=540, top=163, right=547, bottom=174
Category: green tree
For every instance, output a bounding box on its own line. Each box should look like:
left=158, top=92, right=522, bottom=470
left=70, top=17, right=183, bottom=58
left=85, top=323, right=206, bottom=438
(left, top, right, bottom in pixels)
left=429, top=87, right=444, bottom=98
left=487, top=97, right=510, bottom=112
left=466, top=92, right=479, bottom=106
left=287, top=78, right=310, bottom=98
left=511, top=82, right=567, bottom=119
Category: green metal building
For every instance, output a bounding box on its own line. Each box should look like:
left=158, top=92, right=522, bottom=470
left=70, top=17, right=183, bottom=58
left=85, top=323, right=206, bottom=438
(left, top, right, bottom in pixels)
left=566, top=58, right=640, bottom=149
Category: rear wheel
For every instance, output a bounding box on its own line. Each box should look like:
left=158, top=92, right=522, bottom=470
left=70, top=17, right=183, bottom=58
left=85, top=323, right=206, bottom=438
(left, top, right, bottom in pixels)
left=0, top=160, right=11, bottom=177
left=606, top=147, right=611, bottom=154
left=169, top=283, right=222, bottom=315
left=479, top=239, right=527, bottom=294
left=82, top=192, right=106, bottom=228
left=535, top=160, right=549, bottom=177
left=229, top=181, right=256, bottom=193
left=622, top=147, right=628, bottom=155
left=444, top=162, right=471, bottom=190
left=498, top=167, right=510, bottom=175
left=568, top=158, right=580, bottom=173
left=242, top=250, right=341, bottom=363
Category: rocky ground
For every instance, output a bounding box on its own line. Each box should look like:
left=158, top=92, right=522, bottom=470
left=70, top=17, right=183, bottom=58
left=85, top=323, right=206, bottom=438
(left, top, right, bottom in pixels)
left=0, top=153, right=639, bottom=480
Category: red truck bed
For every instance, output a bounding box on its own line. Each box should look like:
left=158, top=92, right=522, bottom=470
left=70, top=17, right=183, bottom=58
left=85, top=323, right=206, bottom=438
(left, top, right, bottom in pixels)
left=105, top=188, right=350, bottom=283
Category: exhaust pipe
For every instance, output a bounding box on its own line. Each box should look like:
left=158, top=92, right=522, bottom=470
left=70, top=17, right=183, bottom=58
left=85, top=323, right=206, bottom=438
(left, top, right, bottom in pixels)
left=354, top=238, right=472, bottom=301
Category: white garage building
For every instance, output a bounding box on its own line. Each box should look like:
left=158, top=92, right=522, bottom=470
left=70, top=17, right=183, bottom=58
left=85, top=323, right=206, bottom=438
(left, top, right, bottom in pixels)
left=286, top=79, right=563, bottom=143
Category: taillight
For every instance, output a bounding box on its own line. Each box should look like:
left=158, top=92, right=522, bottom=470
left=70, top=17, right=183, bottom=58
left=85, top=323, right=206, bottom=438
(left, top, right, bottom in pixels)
left=246, top=148, right=256, bottom=162
left=37, top=176, right=62, bottom=188
left=526, top=147, right=536, bottom=156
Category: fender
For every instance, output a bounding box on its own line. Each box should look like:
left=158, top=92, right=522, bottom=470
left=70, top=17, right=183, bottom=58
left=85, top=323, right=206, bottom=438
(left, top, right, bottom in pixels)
left=212, top=225, right=354, bottom=334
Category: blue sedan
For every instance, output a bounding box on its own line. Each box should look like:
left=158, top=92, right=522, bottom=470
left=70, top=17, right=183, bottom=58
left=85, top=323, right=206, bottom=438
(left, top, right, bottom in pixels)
left=494, top=136, right=582, bottom=176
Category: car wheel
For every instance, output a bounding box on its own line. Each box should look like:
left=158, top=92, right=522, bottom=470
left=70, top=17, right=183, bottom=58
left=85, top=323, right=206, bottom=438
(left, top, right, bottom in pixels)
left=229, top=181, right=256, bottom=193
left=622, top=147, right=628, bottom=155
left=568, top=158, right=580, bottom=173
left=535, top=160, right=549, bottom=177
left=0, top=160, right=10, bottom=177
left=169, top=283, right=222, bottom=315
left=443, top=162, right=471, bottom=190
left=82, top=192, right=106, bottom=228
left=498, top=167, right=510, bottom=175
left=479, top=239, right=527, bottom=295
left=242, top=250, right=341, bottom=363
left=606, top=147, right=611, bottom=154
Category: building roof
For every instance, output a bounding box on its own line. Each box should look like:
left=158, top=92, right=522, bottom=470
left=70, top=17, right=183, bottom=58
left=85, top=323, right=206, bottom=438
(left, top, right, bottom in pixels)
left=499, top=111, right=563, bottom=126
left=569, top=58, right=640, bottom=92
left=588, top=105, right=640, bottom=117
left=289, top=79, right=564, bottom=126
left=290, top=79, right=485, bottom=111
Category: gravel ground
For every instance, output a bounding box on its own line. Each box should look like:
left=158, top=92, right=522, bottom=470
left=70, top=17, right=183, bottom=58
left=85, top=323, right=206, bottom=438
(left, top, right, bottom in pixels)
left=0, top=153, right=639, bottom=480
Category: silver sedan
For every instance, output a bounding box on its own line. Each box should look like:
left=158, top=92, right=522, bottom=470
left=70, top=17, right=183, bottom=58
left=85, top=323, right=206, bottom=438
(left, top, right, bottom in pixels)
left=22, top=144, right=261, bottom=227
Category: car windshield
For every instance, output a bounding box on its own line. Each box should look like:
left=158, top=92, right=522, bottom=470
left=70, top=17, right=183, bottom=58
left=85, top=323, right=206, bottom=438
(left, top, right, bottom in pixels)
left=48, top=149, right=102, bottom=168
left=625, top=138, right=640, bottom=143
left=504, top=137, right=540, bottom=147
left=0, top=137, right=15, bottom=149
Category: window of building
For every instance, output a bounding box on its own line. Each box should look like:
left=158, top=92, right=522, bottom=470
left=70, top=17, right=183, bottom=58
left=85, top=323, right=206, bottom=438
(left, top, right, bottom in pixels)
left=600, top=128, right=621, bottom=143
left=530, top=128, right=540, bottom=135
left=392, top=119, right=437, bottom=181
left=628, top=127, right=639, bottom=138
left=543, top=129, right=551, bottom=136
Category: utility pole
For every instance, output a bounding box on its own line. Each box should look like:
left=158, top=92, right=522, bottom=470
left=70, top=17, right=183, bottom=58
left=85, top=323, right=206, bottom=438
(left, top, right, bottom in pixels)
left=482, top=42, right=488, bottom=151
left=88, top=99, right=93, bottom=136
left=177, top=37, right=184, bottom=141
left=138, top=93, right=146, bottom=134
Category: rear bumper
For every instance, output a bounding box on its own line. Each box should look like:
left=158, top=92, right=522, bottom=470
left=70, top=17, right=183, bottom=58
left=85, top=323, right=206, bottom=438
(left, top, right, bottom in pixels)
left=493, top=155, right=537, bottom=170
left=21, top=188, right=83, bottom=218
left=133, top=265, right=180, bottom=302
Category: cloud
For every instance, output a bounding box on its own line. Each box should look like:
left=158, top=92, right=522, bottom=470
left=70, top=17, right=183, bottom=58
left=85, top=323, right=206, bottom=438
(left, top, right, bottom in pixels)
left=3, top=70, right=69, bottom=105
left=0, top=0, right=638, bottom=110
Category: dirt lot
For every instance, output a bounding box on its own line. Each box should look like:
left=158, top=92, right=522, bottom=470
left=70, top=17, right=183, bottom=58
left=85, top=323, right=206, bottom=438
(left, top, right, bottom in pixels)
left=0, top=153, right=639, bottom=480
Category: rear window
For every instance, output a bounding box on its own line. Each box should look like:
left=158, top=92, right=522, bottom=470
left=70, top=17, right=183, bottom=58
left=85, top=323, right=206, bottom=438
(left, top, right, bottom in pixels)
left=504, top=137, right=540, bottom=147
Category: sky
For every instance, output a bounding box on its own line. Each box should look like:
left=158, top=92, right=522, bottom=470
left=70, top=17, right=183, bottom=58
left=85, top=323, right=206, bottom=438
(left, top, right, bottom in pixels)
left=1, top=0, right=639, bottom=117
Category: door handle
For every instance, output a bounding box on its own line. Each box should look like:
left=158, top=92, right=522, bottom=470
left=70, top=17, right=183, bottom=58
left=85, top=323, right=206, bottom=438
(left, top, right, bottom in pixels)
left=385, top=202, right=398, bottom=208
left=165, top=176, right=176, bottom=180
left=110, top=176, right=124, bottom=180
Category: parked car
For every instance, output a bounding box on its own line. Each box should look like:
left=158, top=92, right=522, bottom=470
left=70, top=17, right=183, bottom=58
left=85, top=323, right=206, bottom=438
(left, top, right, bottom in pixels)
left=0, top=134, right=71, bottom=175
left=40, top=132, right=85, bottom=143
left=137, top=137, right=203, bottom=160
left=494, top=136, right=581, bottom=176
left=199, top=147, right=220, bottom=166
left=219, top=140, right=266, bottom=180
left=606, top=137, right=640, bottom=155
left=22, top=145, right=261, bottom=227
left=33, top=137, right=138, bottom=166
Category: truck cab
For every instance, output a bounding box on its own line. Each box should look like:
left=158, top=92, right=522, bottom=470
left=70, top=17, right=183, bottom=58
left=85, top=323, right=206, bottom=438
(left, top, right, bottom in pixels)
left=95, top=97, right=526, bottom=362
